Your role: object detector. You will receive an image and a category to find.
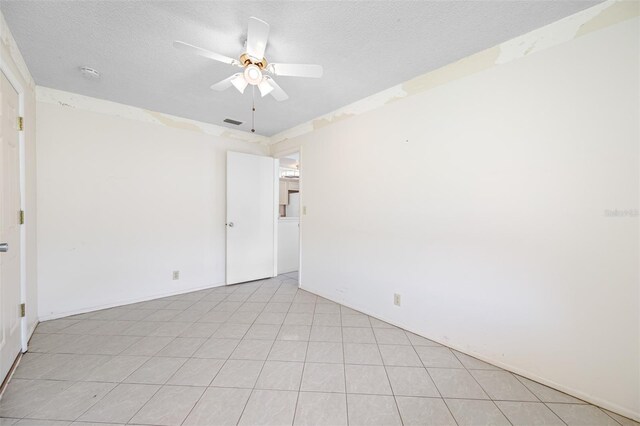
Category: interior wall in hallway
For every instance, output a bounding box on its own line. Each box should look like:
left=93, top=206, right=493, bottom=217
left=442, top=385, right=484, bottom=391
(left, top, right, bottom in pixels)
left=36, top=88, right=268, bottom=319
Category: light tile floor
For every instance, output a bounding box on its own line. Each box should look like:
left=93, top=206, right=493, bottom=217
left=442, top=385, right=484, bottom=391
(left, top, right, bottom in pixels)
left=0, top=272, right=637, bottom=426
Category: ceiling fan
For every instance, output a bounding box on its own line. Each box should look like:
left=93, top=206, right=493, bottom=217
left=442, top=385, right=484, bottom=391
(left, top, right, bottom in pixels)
left=174, top=17, right=323, bottom=102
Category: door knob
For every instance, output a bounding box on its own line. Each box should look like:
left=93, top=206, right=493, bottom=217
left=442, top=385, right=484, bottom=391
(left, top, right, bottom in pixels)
left=0, top=243, right=8, bottom=252
left=227, top=222, right=234, bottom=228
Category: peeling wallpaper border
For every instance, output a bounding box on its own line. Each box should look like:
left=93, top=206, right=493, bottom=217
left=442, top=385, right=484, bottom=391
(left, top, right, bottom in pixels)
left=36, top=87, right=270, bottom=145
left=33, top=1, right=637, bottom=149
left=268, top=0, right=639, bottom=147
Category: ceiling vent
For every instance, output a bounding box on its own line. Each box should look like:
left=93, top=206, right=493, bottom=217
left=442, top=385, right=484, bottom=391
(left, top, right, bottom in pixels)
left=223, top=118, right=243, bottom=125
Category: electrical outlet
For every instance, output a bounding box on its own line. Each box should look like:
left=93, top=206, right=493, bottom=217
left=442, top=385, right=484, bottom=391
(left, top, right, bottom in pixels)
left=394, top=293, right=401, bottom=306
left=172, top=271, right=180, bottom=280
left=302, top=206, right=307, bottom=215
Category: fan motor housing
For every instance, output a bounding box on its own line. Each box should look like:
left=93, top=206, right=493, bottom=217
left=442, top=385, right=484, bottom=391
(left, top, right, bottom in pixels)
left=240, top=53, right=267, bottom=69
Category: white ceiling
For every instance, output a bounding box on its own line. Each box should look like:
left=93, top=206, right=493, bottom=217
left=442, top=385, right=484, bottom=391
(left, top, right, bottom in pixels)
left=2, top=1, right=600, bottom=136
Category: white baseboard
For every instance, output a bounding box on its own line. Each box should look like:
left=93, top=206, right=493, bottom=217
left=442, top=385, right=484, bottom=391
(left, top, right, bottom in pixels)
left=26, top=321, right=37, bottom=346
left=301, top=284, right=640, bottom=423
left=38, top=282, right=226, bottom=322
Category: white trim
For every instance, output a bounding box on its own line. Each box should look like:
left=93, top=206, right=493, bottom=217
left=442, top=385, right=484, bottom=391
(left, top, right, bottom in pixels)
left=272, top=158, right=279, bottom=278
left=0, top=64, right=28, bottom=354
left=302, top=284, right=640, bottom=423
left=273, top=149, right=303, bottom=286
left=38, top=281, right=226, bottom=322
left=297, top=147, right=303, bottom=288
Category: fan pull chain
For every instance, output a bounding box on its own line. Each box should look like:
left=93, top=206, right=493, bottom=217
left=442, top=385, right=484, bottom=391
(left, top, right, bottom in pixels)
left=251, top=86, right=256, bottom=133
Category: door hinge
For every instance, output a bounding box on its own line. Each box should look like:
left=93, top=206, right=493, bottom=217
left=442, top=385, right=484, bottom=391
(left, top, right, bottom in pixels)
left=19, top=210, right=25, bottom=225
left=17, top=116, right=24, bottom=131
left=20, top=303, right=25, bottom=318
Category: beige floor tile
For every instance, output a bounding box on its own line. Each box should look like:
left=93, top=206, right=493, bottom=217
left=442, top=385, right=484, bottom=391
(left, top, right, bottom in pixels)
left=343, top=343, right=383, bottom=365
left=428, top=368, right=489, bottom=399
left=345, top=364, right=392, bottom=395
left=396, top=397, right=456, bottom=425
left=238, top=390, right=298, bottom=426
left=495, top=401, right=565, bottom=425
left=28, top=381, right=115, bottom=421
left=255, top=361, right=304, bottom=391
left=130, top=385, right=205, bottom=426
left=445, top=399, right=510, bottom=426
left=305, top=341, right=344, bottom=364
left=347, top=394, right=402, bottom=426
left=166, top=358, right=225, bottom=386
left=294, top=392, right=347, bottom=426
left=309, top=326, right=342, bottom=342
left=301, top=363, right=345, bottom=393
left=386, top=366, right=440, bottom=397
left=470, top=370, right=538, bottom=401
left=84, top=355, right=149, bottom=382
left=124, top=357, right=186, bottom=384
left=268, top=340, right=308, bottom=362
left=78, top=383, right=159, bottom=424
left=211, top=359, right=264, bottom=388
left=547, top=403, right=620, bottom=425
left=183, top=387, right=251, bottom=426
left=379, top=344, right=422, bottom=367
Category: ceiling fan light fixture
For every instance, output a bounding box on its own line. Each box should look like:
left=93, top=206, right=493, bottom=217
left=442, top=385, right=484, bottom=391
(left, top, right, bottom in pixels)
left=243, top=64, right=263, bottom=85
left=257, top=78, right=274, bottom=97
left=231, top=74, right=248, bottom=93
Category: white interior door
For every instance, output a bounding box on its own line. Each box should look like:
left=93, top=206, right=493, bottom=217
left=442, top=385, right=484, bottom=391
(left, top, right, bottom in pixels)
left=0, top=72, right=22, bottom=382
left=226, top=151, right=277, bottom=285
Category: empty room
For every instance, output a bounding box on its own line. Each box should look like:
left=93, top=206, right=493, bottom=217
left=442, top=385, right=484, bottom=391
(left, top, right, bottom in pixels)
left=0, top=1, right=638, bottom=425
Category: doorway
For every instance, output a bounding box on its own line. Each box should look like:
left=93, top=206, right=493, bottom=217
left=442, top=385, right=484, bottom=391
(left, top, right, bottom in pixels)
left=276, top=151, right=300, bottom=282
left=0, top=71, right=23, bottom=383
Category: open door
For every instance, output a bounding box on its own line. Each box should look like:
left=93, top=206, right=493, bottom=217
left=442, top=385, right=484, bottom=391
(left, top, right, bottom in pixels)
left=0, top=72, right=23, bottom=383
left=226, top=151, right=278, bottom=285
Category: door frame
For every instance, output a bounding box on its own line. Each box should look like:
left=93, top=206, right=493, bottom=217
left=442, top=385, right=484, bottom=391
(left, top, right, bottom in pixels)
left=0, top=64, right=28, bottom=353
left=274, top=147, right=302, bottom=287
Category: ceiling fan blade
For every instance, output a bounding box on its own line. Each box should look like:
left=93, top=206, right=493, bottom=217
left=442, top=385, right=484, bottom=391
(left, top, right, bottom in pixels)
left=246, top=17, right=270, bottom=60
left=210, top=73, right=245, bottom=92
left=173, top=41, right=238, bottom=66
left=264, top=76, right=288, bottom=101
left=267, top=63, right=323, bottom=78
left=230, top=74, right=248, bottom=93
left=257, top=78, right=274, bottom=97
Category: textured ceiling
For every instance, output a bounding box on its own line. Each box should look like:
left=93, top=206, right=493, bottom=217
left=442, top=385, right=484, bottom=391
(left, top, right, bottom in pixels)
left=2, top=1, right=600, bottom=136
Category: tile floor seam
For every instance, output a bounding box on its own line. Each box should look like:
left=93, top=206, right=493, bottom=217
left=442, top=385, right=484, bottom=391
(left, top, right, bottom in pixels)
left=539, top=401, right=578, bottom=426
left=447, top=346, right=530, bottom=407
left=129, top=282, right=258, bottom=426
left=189, top=283, right=267, bottom=426
left=409, top=335, right=445, bottom=399
left=543, top=401, right=573, bottom=426
left=340, top=305, right=350, bottom=426
left=289, top=289, right=317, bottom=426
left=232, top=279, right=296, bottom=426
left=489, top=399, right=516, bottom=426
left=371, top=319, right=404, bottom=426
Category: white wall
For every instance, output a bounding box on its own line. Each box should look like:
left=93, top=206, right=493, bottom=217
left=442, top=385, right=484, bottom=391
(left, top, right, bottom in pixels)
left=278, top=218, right=299, bottom=274
left=1, top=11, right=38, bottom=341
left=272, top=14, right=639, bottom=421
left=36, top=90, right=268, bottom=319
